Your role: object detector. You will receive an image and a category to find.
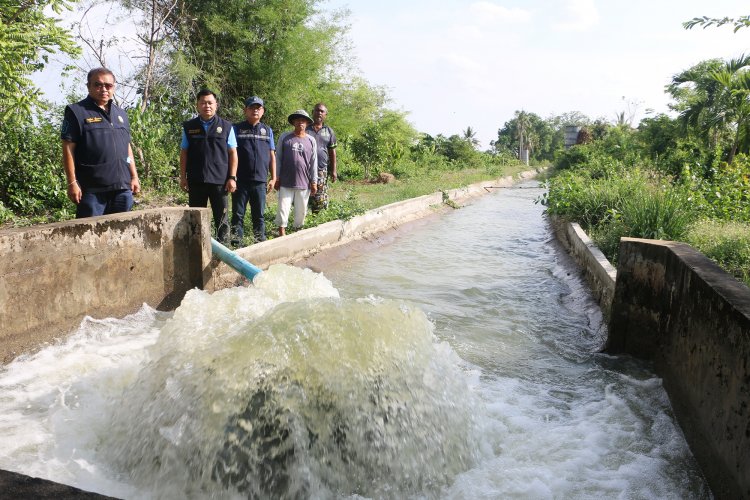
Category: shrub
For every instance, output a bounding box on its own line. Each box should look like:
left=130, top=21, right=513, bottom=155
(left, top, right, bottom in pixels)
left=0, top=116, right=70, bottom=221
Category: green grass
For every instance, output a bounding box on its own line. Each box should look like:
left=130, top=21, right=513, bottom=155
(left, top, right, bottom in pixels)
left=686, top=220, right=750, bottom=287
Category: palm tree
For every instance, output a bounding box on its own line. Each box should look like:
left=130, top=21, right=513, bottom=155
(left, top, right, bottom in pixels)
left=669, top=54, right=750, bottom=163
left=708, top=55, right=750, bottom=162
left=514, top=110, right=538, bottom=163
left=462, top=126, right=480, bottom=148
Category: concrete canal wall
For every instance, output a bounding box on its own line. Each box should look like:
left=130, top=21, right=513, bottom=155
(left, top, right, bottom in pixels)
left=552, top=222, right=749, bottom=499
left=550, top=218, right=617, bottom=320
left=0, top=208, right=211, bottom=363
left=608, top=238, right=750, bottom=500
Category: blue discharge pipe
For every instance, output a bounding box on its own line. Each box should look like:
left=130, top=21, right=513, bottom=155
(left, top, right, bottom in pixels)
left=211, top=238, right=263, bottom=281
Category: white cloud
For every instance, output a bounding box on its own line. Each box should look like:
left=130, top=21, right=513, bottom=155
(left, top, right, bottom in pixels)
left=555, top=0, right=600, bottom=32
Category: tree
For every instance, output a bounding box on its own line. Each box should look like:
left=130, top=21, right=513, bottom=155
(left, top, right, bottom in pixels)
left=349, top=110, right=417, bottom=178
left=668, top=55, right=750, bottom=164
left=462, top=126, right=480, bottom=148
left=493, top=111, right=566, bottom=162
left=0, top=0, right=81, bottom=124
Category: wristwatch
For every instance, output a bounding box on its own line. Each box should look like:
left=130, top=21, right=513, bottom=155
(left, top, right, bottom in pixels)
left=228, top=175, right=237, bottom=181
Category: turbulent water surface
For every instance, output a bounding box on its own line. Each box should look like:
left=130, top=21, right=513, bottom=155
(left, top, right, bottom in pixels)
left=0, top=182, right=710, bottom=499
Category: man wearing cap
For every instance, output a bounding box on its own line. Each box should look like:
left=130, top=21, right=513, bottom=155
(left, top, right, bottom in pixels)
left=273, top=110, right=318, bottom=236
left=307, top=102, right=337, bottom=213
left=231, top=96, right=276, bottom=245
left=61, top=67, right=141, bottom=218
left=180, top=89, right=238, bottom=243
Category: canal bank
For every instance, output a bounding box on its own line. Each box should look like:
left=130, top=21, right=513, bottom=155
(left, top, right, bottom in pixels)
left=552, top=218, right=750, bottom=500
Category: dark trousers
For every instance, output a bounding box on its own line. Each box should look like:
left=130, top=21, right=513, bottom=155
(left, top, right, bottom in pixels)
left=188, top=182, right=229, bottom=242
left=231, top=181, right=267, bottom=243
left=76, top=189, right=133, bottom=218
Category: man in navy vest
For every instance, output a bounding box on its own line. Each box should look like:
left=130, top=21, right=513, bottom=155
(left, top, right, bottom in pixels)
left=231, top=96, right=276, bottom=245
left=61, top=68, right=140, bottom=218
left=180, top=89, right=238, bottom=243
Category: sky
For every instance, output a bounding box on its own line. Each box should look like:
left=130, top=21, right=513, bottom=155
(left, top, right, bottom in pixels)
left=321, top=0, right=749, bottom=148
left=34, top=0, right=749, bottom=149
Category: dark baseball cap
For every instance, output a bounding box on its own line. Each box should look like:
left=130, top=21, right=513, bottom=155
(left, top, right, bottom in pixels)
left=244, top=96, right=264, bottom=107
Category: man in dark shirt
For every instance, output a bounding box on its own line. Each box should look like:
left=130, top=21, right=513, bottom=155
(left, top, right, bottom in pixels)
left=61, top=68, right=140, bottom=218
left=307, top=102, right=337, bottom=213
left=231, top=96, right=276, bottom=245
left=179, top=89, right=238, bottom=243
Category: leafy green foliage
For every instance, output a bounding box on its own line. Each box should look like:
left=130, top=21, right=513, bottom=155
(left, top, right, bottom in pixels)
left=349, top=110, right=418, bottom=178
left=667, top=55, right=750, bottom=164
left=0, top=112, right=72, bottom=222
left=684, top=15, right=750, bottom=32
left=0, top=0, right=81, bottom=125
left=493, top=111, right=574, bottom=163
left=127, top=100, right=186, bottom=189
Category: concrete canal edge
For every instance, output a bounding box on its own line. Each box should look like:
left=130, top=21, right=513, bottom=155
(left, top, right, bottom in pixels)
left=550, top=218, right=617, bottom=321
left=552, top=220, right=749, bottom=500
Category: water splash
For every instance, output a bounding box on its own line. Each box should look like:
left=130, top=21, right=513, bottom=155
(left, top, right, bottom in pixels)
left=101, top=265, right=481, bottom=498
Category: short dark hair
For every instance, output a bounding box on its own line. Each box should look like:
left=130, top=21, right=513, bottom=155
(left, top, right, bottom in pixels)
left=313, top=102, right=327, bottom=111
left=196, top=89, right=218, bottom=101
left=87, top=68, right=115, bottom=85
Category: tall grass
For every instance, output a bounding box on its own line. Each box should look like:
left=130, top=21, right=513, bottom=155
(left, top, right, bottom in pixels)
left=687, top=220, right=750, bottom=287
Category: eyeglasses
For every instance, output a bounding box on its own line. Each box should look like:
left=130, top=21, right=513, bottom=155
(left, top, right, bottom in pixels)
left=92, top=82, right=114, bottom=89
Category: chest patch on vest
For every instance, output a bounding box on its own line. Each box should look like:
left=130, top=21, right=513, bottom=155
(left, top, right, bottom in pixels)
left=188, top=129, right=202, bottom=135
left=85, top=117, right=103, bottom=124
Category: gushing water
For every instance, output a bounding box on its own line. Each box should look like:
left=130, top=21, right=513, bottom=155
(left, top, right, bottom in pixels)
left=0, top=266, right=480, bottom=499
left=0, top=183, right=711, bottom=499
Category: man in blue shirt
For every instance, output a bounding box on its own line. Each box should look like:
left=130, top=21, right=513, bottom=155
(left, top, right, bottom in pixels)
left=180, top=89, right=238, bottom=243
left=231, top=96, right=276, bottom=245
left=61, top=68, right=141, bottom=218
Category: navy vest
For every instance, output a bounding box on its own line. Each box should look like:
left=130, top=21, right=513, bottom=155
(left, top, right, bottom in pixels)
left=234, top=121, right=273, bottom=183
left=183, top=116, right=232, bottom=184
left=66, top=97, right=132, bottom=191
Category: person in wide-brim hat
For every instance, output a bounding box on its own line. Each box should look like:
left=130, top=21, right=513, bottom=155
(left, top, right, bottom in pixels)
left=287, top=109, right=313, bottom=126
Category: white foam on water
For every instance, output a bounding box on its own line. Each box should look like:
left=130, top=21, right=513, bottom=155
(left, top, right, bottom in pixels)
left=0, top=265, right=482, bottom=499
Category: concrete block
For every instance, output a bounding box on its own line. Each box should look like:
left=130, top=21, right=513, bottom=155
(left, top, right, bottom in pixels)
left=609, top=237, right=750, bottom=500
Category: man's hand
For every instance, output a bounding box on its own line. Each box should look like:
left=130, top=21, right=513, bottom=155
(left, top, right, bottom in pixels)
left=311, top=182, right=318, bottom=195
left=131, top=177, right=141, bottom=195
left=67, top=182, right=82, bottom=204
left=267, top=178, right=276, bottom=194
left=225, top=178, right=237, bottom=193
left=180, top=176, right=189, bottom=192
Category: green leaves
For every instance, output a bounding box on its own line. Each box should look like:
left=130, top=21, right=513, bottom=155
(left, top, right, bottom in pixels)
left=0, top=0, right=80, bottom=125
left=683, top=15, right=750, bottom=33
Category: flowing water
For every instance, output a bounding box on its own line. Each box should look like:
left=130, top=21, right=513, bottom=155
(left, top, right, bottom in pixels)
left=0, top=182, right=710, bottom=499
